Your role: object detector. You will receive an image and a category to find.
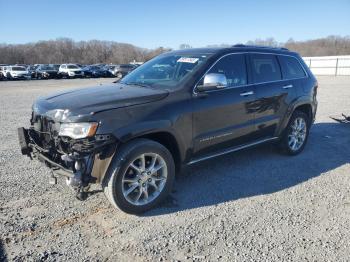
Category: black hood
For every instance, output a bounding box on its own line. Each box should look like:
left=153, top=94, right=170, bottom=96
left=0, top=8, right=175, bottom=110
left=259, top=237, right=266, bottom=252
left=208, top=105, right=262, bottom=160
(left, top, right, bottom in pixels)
left=34, top=83, right=169, bottom=122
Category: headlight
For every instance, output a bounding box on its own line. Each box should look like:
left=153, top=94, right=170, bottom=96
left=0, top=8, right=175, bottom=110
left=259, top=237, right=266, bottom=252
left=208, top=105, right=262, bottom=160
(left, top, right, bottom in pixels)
left=59, top=122, right=98, bottom=139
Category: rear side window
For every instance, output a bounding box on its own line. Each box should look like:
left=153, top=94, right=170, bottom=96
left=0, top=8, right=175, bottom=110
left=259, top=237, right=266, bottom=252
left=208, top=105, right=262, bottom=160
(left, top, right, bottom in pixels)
left=208, top=54, right=247, bottom=87
left=278, top=55, right=306, bottom=79
left=250, top=54, right=281, bottom=83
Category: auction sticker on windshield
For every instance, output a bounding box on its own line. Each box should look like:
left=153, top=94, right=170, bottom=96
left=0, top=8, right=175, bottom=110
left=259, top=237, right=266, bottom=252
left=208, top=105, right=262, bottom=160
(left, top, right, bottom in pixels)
left=177, top=57, right=199, bottom=63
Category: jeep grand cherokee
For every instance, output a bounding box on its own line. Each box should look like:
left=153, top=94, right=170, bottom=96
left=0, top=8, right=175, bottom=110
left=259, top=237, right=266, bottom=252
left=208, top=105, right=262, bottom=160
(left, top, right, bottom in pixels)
left=18, top=45, right=318, bottom=214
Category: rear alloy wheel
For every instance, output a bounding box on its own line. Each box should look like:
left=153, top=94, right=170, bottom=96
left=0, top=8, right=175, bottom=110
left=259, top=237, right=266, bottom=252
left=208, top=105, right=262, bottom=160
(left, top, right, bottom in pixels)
left=103, top=139, right=175, bottom=214
left=116, top=72, right=123, bottom=78
left=279, top=111, right=310, bottom=155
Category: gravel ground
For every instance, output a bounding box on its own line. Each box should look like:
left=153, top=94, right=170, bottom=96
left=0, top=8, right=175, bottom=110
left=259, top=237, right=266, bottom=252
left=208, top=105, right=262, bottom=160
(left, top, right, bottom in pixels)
left=0, top=77, right=350, bottom=261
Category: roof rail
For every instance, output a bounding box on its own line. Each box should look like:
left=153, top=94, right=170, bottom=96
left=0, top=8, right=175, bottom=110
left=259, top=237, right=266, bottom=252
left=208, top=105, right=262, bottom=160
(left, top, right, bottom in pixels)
left=232, top=44, right=289, bottom=51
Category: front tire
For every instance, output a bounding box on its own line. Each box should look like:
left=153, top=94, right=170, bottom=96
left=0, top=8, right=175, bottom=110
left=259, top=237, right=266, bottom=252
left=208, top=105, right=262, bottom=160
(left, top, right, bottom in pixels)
left=279, top=110, right=310, bottom=155
left=103, top=139, right=175, bottom=214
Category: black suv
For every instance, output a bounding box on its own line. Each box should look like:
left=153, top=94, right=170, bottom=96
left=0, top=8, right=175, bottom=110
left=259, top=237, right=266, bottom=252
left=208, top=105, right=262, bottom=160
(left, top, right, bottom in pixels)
left=18, top=45, right=318, bottom=214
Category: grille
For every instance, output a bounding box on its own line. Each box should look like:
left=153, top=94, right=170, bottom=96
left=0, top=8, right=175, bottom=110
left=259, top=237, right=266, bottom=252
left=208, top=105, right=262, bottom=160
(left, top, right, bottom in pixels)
left=32, top=114, right=56, bottom=145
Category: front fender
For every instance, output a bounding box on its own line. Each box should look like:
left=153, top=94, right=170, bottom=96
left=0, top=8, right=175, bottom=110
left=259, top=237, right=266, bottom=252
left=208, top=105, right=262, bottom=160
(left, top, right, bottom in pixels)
left=112, top=120, right=173, bottom=142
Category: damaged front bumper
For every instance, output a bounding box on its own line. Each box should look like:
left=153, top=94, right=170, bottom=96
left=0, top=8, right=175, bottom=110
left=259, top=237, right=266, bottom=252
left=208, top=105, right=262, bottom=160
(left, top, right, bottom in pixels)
left=18, top=127, right=117, bottom=188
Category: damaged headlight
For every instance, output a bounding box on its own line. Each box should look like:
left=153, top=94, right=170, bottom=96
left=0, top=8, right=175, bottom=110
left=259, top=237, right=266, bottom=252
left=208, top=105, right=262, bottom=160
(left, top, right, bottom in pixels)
left=59, top=122, right=98, bottom=139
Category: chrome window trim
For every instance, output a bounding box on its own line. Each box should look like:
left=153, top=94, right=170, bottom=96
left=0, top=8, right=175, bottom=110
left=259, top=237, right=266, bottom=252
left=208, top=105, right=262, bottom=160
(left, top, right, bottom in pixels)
left=193, top=52, right=309, bottom=95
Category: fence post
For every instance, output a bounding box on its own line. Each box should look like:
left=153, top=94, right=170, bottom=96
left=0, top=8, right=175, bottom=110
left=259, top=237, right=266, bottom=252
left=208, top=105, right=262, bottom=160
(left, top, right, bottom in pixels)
left=335, top=58, right=339, bottom=76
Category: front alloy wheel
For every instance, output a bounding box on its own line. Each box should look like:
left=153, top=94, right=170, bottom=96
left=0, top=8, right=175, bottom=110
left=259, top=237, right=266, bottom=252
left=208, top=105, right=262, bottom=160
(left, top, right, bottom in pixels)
left=122, top=153, right=168, bottom=206
left=103, top=139, right=175, bottom=214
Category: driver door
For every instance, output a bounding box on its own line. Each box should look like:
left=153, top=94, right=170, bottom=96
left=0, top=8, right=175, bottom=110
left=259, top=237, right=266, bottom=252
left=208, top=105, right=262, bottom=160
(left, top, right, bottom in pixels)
left=192, top=53, right=257, bottom=157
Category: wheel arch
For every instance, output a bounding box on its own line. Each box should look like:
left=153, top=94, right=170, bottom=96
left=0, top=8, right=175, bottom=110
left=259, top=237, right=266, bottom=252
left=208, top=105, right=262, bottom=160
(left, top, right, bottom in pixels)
left=137, top=131, right=182, bottom=174
left=277, top=98, right=314, bottom=137
left=294, top=104, right=313, bottom=123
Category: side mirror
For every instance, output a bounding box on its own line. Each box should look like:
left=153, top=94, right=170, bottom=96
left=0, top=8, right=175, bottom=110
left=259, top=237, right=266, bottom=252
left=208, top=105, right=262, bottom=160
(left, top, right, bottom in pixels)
left=196, top=73, right=227, bottom=92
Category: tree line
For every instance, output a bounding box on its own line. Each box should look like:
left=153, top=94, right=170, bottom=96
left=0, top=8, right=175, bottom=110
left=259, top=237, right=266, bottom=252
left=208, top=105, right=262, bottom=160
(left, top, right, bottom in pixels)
left=244, top=35, right=350, bottom=56
left=0, top=38, right=171, bottom=65
left=1, top=35, right=349, bottom=65
left=184, top=35, right=350, bottom=57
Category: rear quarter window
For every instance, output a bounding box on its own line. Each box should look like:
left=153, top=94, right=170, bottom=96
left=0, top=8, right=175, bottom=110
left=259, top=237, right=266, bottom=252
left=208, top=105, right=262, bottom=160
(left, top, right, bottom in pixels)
left=278, top=55, right=306, bottom=79
left=250, top=54, right=281, bottom=83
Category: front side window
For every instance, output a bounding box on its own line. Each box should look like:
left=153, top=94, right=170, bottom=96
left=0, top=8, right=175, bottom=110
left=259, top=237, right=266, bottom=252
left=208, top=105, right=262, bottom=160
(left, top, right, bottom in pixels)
left=206, top=54, right=247, bottom=87
left=278, top=55, right=306, bottom=79
left=120, top=53, right=212, bottom=88
left=250, top=54, right=281, bottom=83
left=67, top=65, right=79, bottom=69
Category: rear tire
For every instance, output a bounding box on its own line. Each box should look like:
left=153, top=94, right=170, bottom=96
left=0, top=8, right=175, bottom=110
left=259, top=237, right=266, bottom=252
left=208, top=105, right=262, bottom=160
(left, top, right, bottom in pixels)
left=102, top=139, right=175, bottom=214
left=279, top=110, right=310, bottom=155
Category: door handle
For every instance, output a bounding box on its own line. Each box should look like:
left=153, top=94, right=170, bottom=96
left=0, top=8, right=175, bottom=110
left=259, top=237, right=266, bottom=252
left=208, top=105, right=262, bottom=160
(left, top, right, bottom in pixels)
left=282, top=84, right=293, bottom=89
left=240, top=91, right=254, bottom=97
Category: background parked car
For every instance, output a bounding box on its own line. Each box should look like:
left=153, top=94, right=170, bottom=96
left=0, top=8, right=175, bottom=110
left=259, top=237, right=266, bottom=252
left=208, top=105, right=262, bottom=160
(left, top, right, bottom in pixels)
left=0, top=65, right=8, bottom=80
left=27, top=65, right=38, bottom=79
left=58, top=64, right=84, bottom=78
left=52, top=64, right=61, bottom=71
left=109, top=64, right=137, bottom=78
left=82, top=65, right=105, bottom=78
left=34, top=64, right=59, bottom=79
left=3, top=66, right=31, bottom=80
left=96, top=64, right=113, bottom=77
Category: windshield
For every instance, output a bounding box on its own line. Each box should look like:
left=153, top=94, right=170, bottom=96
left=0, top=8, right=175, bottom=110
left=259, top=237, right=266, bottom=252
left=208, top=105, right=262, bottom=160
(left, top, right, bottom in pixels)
left=12, top=66, right=26, bottom=71
left=67, top=65, right=79, bottom=69
left=120, top=53, right=212, bottom=88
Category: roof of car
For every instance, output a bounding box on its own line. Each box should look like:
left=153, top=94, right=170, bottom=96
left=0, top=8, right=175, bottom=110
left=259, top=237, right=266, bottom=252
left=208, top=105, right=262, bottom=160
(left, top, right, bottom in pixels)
left=169, top=45, right=298, bottom=56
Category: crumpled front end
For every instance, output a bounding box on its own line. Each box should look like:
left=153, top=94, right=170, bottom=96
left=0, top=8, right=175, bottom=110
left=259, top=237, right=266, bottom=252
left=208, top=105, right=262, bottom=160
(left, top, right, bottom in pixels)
left=18, top=110, right=117, bottom=192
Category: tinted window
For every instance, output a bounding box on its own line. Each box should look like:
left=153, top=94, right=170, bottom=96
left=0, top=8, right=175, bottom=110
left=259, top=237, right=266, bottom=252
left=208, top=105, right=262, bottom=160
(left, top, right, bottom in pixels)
left=41, top=65, right=54, bottom=70
left=120, top=53, right=212, bottom=88
left=207, top=54, right=247, bottom=87
left=278, top=55, right=306, bottom=79
left=12, top=66, right=26, bottom=71
left=250, top=54, right=281, bottom=83
left=67, top=65, right=79, bottom=69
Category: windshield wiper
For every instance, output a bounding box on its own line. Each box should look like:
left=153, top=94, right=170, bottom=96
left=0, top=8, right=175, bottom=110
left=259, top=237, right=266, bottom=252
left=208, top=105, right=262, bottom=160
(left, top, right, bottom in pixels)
left=122, top=82, right=151, bottom=88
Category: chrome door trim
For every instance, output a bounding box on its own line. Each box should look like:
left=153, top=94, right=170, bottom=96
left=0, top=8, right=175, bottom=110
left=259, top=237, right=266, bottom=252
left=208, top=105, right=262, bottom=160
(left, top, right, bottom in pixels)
left=240, top=91, right=254, bottom=96
left=282, top=84, right=293, bottom=89
left=187, top=137, right=279, bottom=165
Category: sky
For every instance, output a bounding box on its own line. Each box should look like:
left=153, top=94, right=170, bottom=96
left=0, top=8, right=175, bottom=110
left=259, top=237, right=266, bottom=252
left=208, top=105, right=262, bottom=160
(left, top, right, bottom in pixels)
left=0, top=0, right=349, bottom=49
